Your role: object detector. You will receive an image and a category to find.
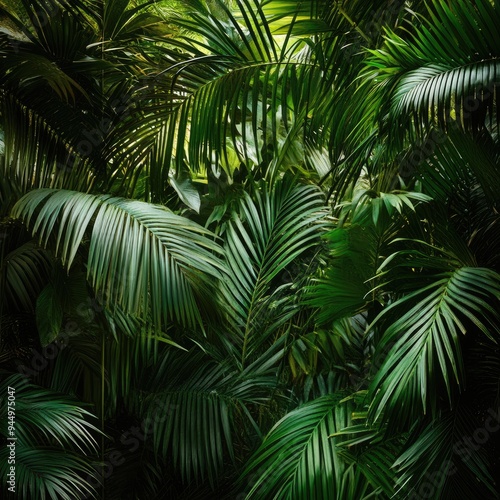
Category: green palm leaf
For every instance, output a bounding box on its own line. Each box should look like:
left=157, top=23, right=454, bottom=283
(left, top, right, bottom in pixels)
left=219, top=177, right=325, bottom=367
left=0, top=374, right=100, bottom=499
left=137, top=343, right=283, bottom=487
left=369, top=263, right=500, bottom=428
left=0, top=374, right=99, bottom=451
left=2, top=241, right=51, bottom=312
left=0, top=447, right=98, bottom=500
left=337, top=437, right=401, bottom=498
left=394, top=407, right=497, bottom=499
left=367, top=0, right=500, bottom=139
left=12, top=189, right=225, bottom=328
left=240, top=394, right=362, bottom=499
left=145, top=0, right=366, bottom=181
left=306, top=223, right=378, bottom=325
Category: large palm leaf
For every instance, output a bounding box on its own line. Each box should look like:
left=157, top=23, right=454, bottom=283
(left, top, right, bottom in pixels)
left=366, top=0, right=500, bottom=143
left=133, top=342, right=284, bottom=488
left=143, top=0, right=374, bottom=187
left=217, top=176, right=326, bottom=368
left=0, top=0, right=178, bottom=202
left=239, top=394, right=374, bottom=499
left=369, top=251, right=500, bottom=429
left=12, top=189, right=225, bottom=328
left=393, top=407, right=497, bottom=499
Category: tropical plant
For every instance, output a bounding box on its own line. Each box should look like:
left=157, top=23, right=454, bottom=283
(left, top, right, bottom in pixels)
left=1, top=0, right=499, bottom=499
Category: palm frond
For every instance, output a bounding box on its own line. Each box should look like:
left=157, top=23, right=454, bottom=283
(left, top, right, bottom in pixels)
left=0, top=374, right=99, bottom=451
left=140, top=0, right=368, bottom=183
left=306, top=223, right=378, bottom=325
left=337, top=437, right=401, bottom=498
left=394, top=407, right=497, bottom=499
left=0, top=373, right=100, bottom=499
left=307, top=188, right=431, bottom=325
left=136, top=342, right=283, bottom=487
left=369, top=262, right=500, bottom=428
left=2, top=241, right=51, bottom=312
left=0, top=447, right=98, bottom=500
left=218, top=176, right=326, bottom=367
left=367, top=0, right=500, bottom=140
left=12, top=189, right=225, bottom=328
left=240, top=394, right=364, bottom=499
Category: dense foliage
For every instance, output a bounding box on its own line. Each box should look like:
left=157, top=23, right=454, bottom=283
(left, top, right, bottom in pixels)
left=0, top=0, right=499, bottom=498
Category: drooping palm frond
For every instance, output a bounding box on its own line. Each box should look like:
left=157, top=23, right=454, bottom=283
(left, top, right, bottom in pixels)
left=12, top=189, right=226, bottom=328
left=393, top=406, right=497, bottom=499
left=367, top=0, right=500, bottom=142
left=0, top=0, right=102, bottom=168
left=138, top=0, right=375, bottom=187
left=1, top=240, right=51, bottom=312
left=0, top=447, right=98, bottom=500
left=0, top=95, right=96, bottom=215
left=0, top=374, right=99, bottom=451
left=0, top=0, right=183, bottom=204
left=217, top=176, right=326, bottom=368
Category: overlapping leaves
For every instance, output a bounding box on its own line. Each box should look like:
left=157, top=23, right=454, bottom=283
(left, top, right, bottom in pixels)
left=369, top=257, right=500, bottom=427
left=219, top=177, right=326, bottom=367
left=367, top=0, right=500, bottom=140
left=240, top=394, right=366, bottom=500
left=0, top=374, right=100, bottom=499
